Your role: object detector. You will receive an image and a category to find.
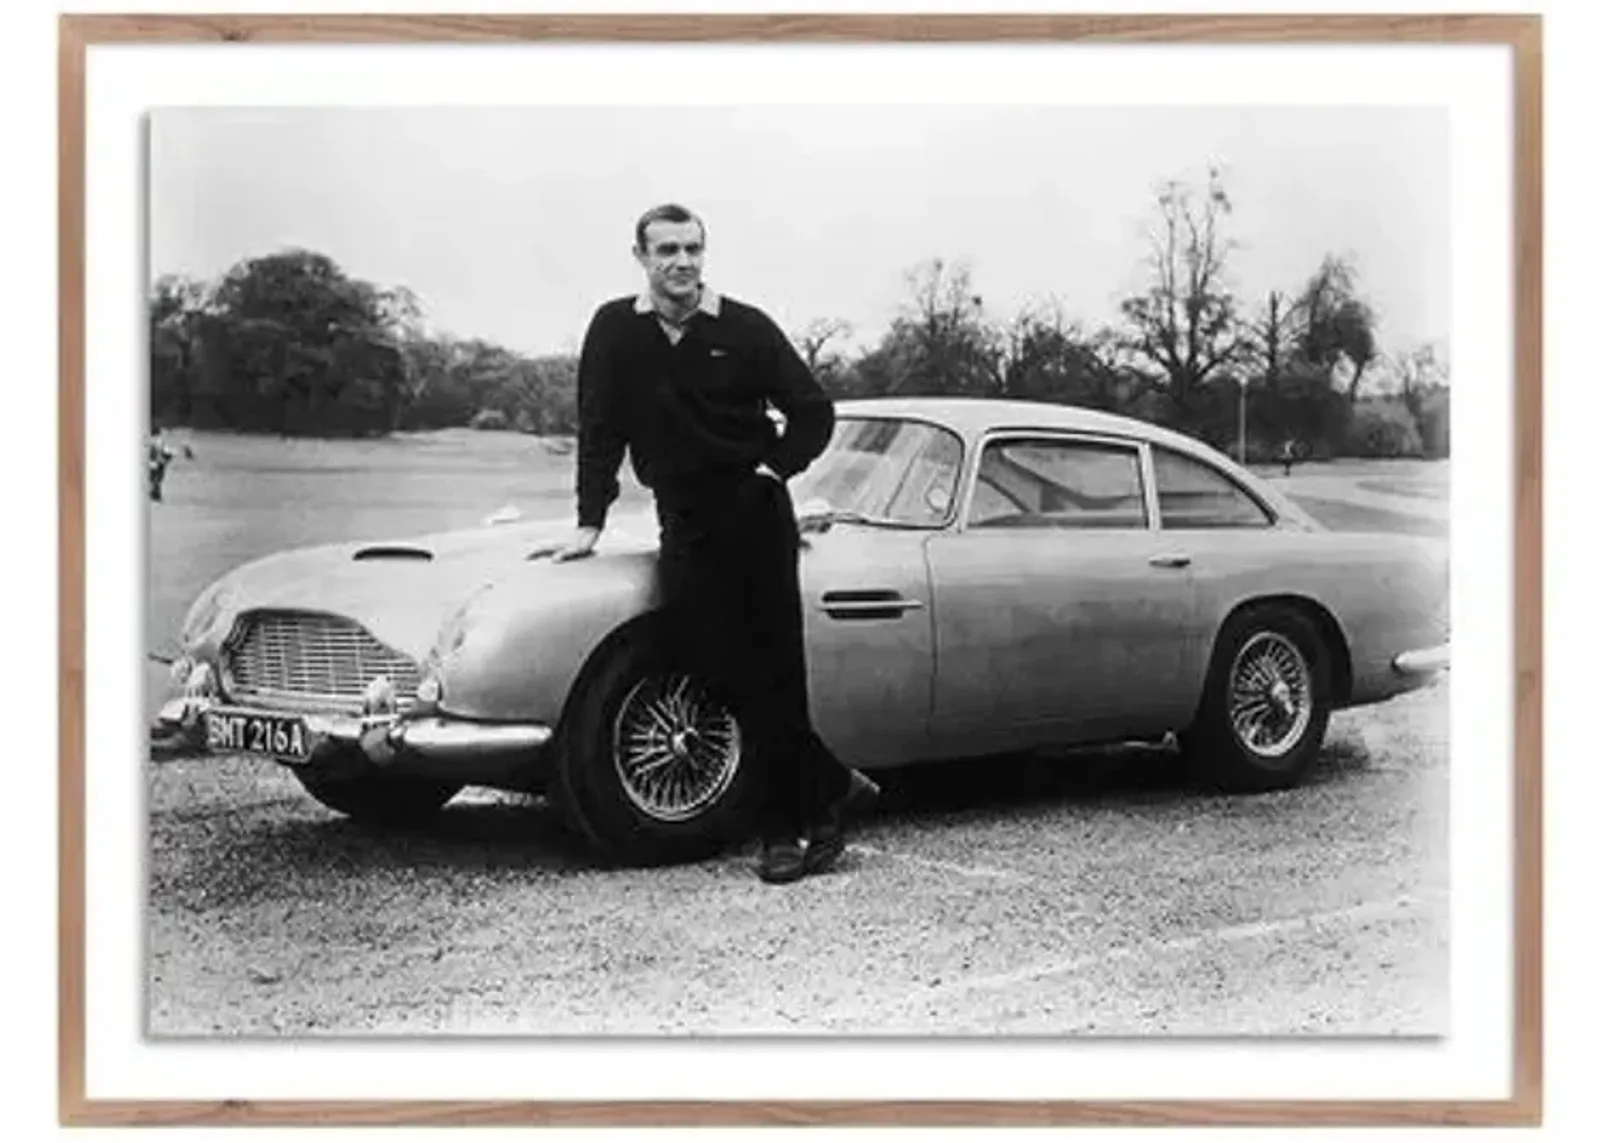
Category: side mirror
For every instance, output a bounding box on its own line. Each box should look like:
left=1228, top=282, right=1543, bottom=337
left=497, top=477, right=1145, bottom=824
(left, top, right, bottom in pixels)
left=795, top=498, right=836, bottom=535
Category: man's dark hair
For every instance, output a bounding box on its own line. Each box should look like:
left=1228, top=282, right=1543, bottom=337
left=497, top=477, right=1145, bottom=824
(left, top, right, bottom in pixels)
left=634, top=203, right=705, bottom=252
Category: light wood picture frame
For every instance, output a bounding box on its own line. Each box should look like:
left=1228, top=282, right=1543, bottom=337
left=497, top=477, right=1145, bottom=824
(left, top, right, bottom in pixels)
left=58, top=12, right=1542, bottom=1127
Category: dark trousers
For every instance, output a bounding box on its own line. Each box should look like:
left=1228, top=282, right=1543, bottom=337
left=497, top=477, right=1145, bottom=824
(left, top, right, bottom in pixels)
left=656, top=471, right=852, bottom=839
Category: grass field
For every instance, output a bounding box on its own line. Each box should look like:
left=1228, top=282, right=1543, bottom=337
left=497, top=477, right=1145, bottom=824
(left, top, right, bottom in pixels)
left=145, top=430, right=1449, bottom=718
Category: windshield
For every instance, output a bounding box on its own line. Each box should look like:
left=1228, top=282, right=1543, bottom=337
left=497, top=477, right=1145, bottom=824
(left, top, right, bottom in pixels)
left=790, top=417, right=964, bottom=527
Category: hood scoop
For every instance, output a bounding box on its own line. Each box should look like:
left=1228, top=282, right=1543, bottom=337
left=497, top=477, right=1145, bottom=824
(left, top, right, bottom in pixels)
left=352, top=545, right=434, bottom=563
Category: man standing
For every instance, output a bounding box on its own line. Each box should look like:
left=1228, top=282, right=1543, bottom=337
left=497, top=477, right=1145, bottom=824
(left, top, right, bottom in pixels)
left=543, top=203, right=876, bottom=884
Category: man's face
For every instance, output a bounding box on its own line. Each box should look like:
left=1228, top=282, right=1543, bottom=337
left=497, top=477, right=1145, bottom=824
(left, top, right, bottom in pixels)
left=635, top=219, right=706, bottom=305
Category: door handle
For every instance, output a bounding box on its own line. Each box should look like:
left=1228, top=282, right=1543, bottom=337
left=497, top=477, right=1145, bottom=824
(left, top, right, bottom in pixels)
left=820, top=590, right=925, bottom=620
left=823, top=599, right=926, bottom=618
left=1148, top=553, right=1192, bottom=569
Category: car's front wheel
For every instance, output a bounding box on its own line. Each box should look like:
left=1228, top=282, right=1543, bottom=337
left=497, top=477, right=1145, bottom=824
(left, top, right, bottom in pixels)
left=294, top=758, right=461, bottom=826
left=1182, top=604, right=1332, bottom=791
left=555, top=628, right=757, bottom=866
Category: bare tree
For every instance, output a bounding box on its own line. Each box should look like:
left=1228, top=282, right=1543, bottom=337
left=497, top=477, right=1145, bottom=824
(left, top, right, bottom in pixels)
left=891, top=258, right=1002, bottom=396
left=1119, top=169, right=1250, bottom=412
left=1000, top=299, right=1124, bottom=409
left=1251, top=289, right=1297, bottom=391
left=793, top=316, right=853, bottom=374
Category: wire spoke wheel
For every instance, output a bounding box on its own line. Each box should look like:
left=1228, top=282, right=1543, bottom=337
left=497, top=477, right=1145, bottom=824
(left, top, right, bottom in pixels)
left=612, top=671, right=741, bottom=823
left=1226, top=631, right=1313, bottom=759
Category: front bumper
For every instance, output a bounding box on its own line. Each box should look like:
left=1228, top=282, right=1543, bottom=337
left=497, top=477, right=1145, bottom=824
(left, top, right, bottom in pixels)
left=150, top=694, right=553, bottom=785
left=1392, top=644, right=1450, bottom=675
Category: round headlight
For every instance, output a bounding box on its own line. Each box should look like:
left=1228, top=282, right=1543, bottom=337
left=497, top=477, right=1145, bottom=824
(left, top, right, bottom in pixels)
left=435, top=587, right=494, bottom=662
left=180, top=581, right=230, bottom=643
left=415, top=674, right=443, bottom=705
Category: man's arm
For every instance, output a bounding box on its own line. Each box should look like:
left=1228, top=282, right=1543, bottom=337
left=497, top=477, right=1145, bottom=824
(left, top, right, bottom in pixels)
left=575, top=306, right=626, bottom=531
left=756, top=313, right=835, bottom=479
left=533, top=306, right=622, bottom=562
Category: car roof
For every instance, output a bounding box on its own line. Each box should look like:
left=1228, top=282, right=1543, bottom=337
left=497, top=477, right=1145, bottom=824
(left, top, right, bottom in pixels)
left=834, top=396, right=1317, bottom=526
left=839, top=397, right=1212, bottom=456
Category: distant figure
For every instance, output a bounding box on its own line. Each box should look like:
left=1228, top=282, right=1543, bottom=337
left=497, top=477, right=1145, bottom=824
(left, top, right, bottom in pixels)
left=148, top=432, right=176, bottom=502
left=1279, top=439, right=1299, bottom=478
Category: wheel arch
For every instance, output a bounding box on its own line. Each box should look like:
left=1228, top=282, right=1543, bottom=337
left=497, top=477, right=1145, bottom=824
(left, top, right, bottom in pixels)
left=1208, top=594, right=1353, bottom=705
left=547, top=607, right=759, bottom=866
left=552, top=609, right=673, bottom=744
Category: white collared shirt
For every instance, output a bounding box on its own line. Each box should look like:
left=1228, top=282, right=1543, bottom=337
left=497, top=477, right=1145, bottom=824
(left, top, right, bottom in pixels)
left=634, top=286, right=722, bottom=345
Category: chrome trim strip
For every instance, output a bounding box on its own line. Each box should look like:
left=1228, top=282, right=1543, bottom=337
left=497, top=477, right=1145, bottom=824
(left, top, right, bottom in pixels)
left=1393, top=645, right=1450, bottom=674
left=961, top=428, right=1154, bottom=532
left=391, top=718, right=553, bottom=757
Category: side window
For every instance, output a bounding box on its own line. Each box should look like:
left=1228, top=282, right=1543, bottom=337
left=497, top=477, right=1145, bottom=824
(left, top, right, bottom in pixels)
left=968, top=438, right=1148, bottom=530
left=1152, top=447, right=1273, bottom=529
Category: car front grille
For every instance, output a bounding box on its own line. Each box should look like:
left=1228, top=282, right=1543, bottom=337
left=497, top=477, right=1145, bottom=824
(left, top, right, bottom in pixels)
left=222, top=609, right=421, bottom=713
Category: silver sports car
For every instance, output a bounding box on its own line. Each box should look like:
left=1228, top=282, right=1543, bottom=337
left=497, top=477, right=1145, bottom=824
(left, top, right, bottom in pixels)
left=153, top=398, right=1449, bottom=864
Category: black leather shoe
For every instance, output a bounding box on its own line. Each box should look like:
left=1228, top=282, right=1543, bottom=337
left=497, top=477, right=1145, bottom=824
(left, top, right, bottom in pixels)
left=804, top=769, right=881, bottom=875
left=756, top=837, right=807, bottom=884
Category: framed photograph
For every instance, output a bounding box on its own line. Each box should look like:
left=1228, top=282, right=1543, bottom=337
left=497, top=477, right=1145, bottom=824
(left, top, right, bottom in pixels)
left=60, top=11, right=1541, bottom=1127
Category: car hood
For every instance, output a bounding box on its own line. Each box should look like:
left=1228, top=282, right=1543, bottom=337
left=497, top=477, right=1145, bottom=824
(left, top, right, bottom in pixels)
left=201, top=509, right=662, bottom=660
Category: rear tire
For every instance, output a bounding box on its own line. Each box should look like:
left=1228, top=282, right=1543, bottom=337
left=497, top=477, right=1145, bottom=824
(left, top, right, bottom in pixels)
left=554, top=627, right=758, bottom=866
left=1182, top=604, right=1331, bottom=792
left=294, top=757, right=460, bottom=826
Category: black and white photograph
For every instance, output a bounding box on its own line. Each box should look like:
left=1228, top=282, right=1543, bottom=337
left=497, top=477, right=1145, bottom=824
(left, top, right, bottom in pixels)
left=143, top=102, right=1451, bottom=1039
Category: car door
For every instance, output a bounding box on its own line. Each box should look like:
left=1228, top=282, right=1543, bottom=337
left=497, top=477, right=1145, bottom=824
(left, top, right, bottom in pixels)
left=799, top=526, right=936, bottom=768
left=924, top=432, right=1201, bottom=755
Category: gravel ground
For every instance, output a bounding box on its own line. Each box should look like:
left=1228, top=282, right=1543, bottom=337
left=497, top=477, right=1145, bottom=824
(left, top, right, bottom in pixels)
left=146, top=681, right=1447, bottom=1038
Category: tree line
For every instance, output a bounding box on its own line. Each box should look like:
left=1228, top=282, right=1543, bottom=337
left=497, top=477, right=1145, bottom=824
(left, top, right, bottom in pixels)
left=150, top=170, right=1449, bottom=459
left=150, top=249, right=577, bottom=439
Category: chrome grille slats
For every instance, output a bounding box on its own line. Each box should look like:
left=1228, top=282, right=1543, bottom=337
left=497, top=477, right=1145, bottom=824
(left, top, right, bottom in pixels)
left=223, top=610, right=422, bottom=713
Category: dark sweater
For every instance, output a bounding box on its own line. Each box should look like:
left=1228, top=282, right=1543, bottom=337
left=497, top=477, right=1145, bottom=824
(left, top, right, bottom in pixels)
left=575, top=293, right=836, bottom=530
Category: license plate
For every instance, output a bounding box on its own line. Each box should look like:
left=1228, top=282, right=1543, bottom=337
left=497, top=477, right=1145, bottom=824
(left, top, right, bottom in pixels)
left=205, top=710, right=312, bottom=764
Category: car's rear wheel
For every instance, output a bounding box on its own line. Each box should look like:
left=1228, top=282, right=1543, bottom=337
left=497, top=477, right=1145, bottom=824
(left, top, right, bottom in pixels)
left=1182, top=603, right=1331, bottom=791
left=555, top=628, right=757, bottom=866
left=294, top=756, right=461, bottom=826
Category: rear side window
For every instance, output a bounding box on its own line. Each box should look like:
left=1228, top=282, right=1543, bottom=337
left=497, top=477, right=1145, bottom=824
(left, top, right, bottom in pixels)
left=969, top=438, right=1148, bottom=530
left=1152, top=447, right=1273, bottom=529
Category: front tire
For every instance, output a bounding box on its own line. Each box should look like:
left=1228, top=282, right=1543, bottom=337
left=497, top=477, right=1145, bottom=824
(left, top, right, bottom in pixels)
left=555, top=628, right=757, bottom=866
left=1182, top=604, right=1332, bottom=792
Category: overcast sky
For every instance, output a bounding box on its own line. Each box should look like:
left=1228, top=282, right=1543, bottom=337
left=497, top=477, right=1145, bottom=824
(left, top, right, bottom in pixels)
left=149, top=105, right=1448, bottom=363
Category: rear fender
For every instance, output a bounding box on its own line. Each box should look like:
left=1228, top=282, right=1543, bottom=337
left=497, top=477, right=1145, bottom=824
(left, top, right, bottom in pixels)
left=1185, top=531, right=1447, bottom=714
left=1198, top=595, right=1355, bottom=708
